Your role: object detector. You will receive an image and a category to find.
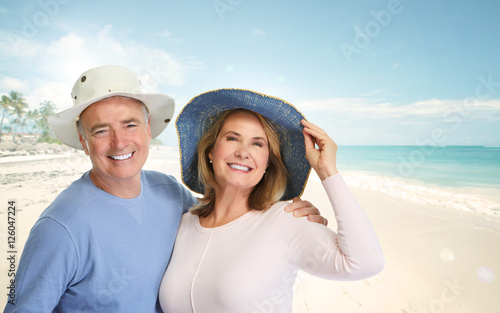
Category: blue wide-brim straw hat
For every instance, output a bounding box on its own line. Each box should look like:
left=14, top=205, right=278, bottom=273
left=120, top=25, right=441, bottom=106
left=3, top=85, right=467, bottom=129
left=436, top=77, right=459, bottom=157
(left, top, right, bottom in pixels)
left=176, top=88, right=311, bottom=201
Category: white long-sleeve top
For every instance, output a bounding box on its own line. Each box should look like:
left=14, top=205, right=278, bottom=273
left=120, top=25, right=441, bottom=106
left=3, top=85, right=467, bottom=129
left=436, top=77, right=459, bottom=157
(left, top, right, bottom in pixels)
left=159, top=174, right=384, bottom=313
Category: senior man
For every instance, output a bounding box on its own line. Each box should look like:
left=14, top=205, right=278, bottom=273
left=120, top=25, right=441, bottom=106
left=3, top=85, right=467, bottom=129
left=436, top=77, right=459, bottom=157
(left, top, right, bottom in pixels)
left=4, top=65, right=325, bottom=313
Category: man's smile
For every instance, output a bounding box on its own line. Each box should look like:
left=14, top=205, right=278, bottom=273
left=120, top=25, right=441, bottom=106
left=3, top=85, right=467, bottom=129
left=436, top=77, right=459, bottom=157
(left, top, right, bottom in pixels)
left=109, top=152, right=134, bottom=160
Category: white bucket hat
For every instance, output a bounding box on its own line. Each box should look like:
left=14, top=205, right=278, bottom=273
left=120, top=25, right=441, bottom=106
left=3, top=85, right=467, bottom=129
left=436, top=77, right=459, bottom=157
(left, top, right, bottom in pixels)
left=48, top=65, right=175, bottom=149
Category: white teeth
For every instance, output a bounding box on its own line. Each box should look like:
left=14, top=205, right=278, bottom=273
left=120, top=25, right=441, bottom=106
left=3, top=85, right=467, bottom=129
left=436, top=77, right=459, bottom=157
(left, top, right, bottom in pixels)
left=110, top=153, right=133, bottom=160
left=229, top=164, right=250, bottom=172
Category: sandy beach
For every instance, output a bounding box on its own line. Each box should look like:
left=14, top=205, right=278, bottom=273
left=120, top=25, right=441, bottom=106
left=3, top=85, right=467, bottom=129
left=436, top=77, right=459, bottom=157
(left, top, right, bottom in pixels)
left=1, top=146, right=499, bottom=312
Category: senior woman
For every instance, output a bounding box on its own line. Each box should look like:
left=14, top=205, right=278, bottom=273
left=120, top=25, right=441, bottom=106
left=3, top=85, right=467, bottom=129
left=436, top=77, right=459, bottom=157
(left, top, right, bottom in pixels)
left=159, top=89, right=384, bottom=312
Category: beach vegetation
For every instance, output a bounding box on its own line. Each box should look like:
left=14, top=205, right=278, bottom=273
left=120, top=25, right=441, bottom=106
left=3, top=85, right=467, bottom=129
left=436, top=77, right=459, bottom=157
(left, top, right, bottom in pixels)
left=150, top=138, right=163, bottom=145
left=0, top=90, right=61, bottom=146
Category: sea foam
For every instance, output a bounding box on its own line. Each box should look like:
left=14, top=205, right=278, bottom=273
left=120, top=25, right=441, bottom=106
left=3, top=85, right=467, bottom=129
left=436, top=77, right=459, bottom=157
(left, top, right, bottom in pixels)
left=342, top=171, right=500, bottom=219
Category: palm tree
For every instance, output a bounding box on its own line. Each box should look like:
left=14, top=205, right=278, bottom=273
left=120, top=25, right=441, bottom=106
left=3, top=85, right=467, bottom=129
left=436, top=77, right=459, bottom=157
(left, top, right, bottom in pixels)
left=6, top=91, right=28, bottom=143
left=25, top=109, right=41, bottom=142
left=37, top=100, right=58, bottom=143
left=0, top=95, right=13, bottom=142
left=18, top=118, right=29, bottom=142
left=10, top=117, right=22, bottom=142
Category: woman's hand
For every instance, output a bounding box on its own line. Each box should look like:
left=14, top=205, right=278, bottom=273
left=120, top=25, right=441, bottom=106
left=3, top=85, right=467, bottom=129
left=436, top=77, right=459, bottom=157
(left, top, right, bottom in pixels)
left=301, top=119, right=338, bottom=181
left=284, top=197, right=328, bottom=226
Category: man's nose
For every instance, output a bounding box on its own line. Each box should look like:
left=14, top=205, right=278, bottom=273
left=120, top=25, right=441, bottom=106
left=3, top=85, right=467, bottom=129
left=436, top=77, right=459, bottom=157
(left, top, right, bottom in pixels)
left=110, top=130, right=129, bottom=150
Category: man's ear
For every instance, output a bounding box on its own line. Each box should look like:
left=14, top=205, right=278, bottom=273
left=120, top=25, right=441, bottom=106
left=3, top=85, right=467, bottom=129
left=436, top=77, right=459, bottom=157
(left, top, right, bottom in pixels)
left=147, top=118, right=152, bottom=139
left=78, top=133, right=89, bottom=155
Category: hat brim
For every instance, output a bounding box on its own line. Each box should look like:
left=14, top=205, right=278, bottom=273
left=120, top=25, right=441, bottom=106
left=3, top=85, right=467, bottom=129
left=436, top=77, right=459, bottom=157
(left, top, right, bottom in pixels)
left=49, top=92, right=175, bottom=150
left=176, top=88, right=311, bottom=201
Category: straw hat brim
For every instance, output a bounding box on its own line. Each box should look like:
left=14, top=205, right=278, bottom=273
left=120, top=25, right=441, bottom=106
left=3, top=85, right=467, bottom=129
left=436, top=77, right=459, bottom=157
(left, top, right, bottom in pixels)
left=176, top=88, right=311, bottom=201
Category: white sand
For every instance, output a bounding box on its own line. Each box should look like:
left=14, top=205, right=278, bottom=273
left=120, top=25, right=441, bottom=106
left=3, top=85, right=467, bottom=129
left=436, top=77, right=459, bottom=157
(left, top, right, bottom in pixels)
left=1, top=146, right=499, bottom=311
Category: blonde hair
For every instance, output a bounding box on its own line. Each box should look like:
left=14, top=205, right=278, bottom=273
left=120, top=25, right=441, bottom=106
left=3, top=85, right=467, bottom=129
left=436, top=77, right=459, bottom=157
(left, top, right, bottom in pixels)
left=191, top=109, right=288, bottom=217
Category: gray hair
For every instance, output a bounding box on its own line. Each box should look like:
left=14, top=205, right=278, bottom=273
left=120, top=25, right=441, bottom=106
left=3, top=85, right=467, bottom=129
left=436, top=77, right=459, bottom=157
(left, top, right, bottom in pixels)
left=77, top=96, right=150, bottom=140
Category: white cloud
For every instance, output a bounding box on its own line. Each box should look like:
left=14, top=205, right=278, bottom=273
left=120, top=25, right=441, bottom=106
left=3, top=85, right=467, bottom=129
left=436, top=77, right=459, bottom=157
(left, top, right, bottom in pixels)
left=39, top=25, right=200, bottom=83
left=47, top=32, right=86, bottom=54
left=293, top=96, right=500, bottom=145
left=297, top=97, right=500, bottom=121
left=1, top=25, right=204, bottom=111
left=0, top=77, right=29, bottom=93
left=252, top=28, right=267, bottom=38
left=25, top=81, right=71, bottom=111
left=0, top=30, right=44, bottom=57
left=96, top=25, right=126, bottom=55
left=158, top=30, right=172, bottom=37
left=399, top=120, right=428, bottom=126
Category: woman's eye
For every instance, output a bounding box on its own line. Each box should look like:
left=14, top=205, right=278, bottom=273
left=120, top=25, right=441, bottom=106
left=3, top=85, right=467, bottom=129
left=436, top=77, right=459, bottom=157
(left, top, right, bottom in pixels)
left=227, top=136, right=237, bottom=141
left=253, top=142, right=263, bottom=147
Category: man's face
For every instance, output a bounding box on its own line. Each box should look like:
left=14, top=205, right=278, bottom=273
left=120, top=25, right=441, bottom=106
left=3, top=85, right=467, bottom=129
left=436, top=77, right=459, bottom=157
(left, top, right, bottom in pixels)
left=78, top=97, right=151, bottom=185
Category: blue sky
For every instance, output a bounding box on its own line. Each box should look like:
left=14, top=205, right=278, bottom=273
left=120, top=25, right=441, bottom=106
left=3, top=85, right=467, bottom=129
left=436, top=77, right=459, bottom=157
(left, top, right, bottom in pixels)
left=1, top=0, right=499, bottom=146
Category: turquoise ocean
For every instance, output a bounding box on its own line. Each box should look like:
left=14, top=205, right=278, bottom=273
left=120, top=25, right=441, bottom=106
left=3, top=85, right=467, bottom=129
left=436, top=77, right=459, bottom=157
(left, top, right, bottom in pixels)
left=334, top=146, right=500, bottom=219
left=151, top=145, right=500, bottom=220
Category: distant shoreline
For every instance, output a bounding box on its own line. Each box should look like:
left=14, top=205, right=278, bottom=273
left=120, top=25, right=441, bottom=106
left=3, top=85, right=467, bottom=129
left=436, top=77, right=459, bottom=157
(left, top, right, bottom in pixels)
left=0, top=144, right=169, bottom=163
left=2, top=145, right=499, bottom=226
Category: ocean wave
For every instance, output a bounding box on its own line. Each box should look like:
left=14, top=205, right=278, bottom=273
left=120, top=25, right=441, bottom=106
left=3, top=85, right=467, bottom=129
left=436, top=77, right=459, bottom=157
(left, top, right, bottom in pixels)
left=342, top=171, right=500, bottom=219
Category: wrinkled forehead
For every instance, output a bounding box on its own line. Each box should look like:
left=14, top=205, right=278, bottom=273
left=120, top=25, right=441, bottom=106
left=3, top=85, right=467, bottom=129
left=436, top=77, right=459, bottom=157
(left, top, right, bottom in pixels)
left=78, top=96, right=148, bottom=129
left=89, top=96, right=145, bottom=112
left=80, top=96, right=146, bottom=118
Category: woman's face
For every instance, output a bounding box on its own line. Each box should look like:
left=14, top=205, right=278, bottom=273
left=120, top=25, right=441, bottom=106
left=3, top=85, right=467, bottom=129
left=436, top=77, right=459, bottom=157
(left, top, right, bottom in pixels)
left=209, top=111, right=270, bottom=194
